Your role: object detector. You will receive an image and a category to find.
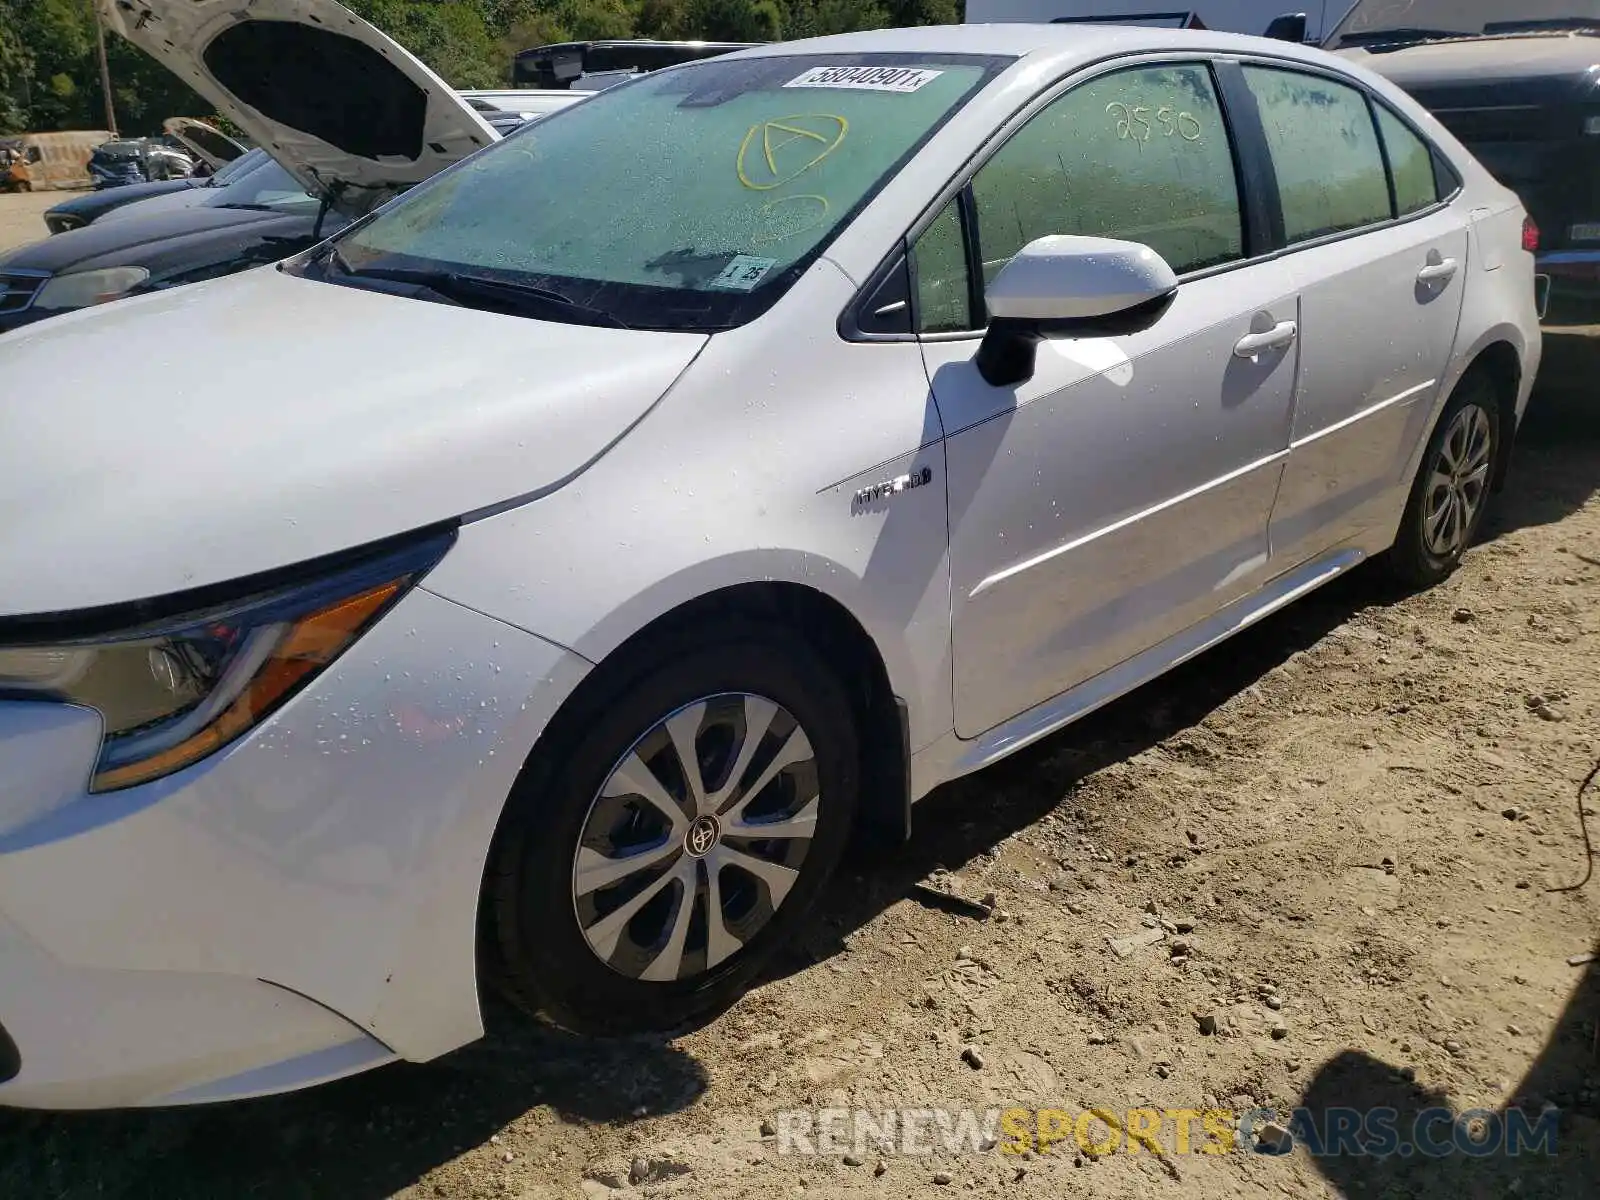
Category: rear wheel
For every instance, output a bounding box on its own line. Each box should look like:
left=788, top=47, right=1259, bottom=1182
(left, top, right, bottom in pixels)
left=1386, top=372, right=1501, bottom=589
left=486, top=623, right=859, bottom=1035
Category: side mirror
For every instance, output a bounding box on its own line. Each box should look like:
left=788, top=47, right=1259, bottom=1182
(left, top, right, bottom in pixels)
left=1263, top=12, right=1310, bottom=42
left=975, top=235, right=1178, bottom=388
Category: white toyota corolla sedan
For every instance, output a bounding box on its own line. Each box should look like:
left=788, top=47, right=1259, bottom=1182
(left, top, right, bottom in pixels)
left=0, top=4, right=1540, bottom=1109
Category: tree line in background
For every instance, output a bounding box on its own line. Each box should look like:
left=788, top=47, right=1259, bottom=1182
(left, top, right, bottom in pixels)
left=0, top=0, right=959, bottom=136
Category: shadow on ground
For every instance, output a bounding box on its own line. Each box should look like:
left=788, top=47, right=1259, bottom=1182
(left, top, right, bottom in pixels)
left=1291, top=951, right=1600, bottom=1200
left=1, top=366, right=1596, bottom=1199
left=0, top=1016, right=705, bottom=1199
left=1488, top=331, right=1600, bottom=541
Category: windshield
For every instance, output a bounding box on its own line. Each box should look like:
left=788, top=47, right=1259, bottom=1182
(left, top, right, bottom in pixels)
left=204, top=156, right=319, bottom=214
left=1327, top=0, right=1600, bottom=48
left=321, top=52, right=1008, bottom=331
left=205, top=147, right=268, bottom=188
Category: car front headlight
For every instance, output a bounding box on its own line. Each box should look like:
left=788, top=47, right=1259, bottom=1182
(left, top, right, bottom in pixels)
left=33, top=266, right=150, bottom=312
left=0, top=532, right=453, bottom=792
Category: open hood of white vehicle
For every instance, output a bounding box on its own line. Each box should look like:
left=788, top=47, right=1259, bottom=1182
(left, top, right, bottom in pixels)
left=161, top=117, right=248, bottom=171
left=102, top=0, right=498, bottom=216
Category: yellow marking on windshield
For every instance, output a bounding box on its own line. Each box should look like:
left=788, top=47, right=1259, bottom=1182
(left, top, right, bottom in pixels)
left=751, top=193, right=832, bottom=245
left=737, top=114, right=849, bottom=191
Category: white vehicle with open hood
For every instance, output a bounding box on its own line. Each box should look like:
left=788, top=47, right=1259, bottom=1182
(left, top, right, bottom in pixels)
left=161, top=116, right=250, bottom=173
left=103, top=0, right=499, bottom=217
left=1, top=1, right=520, bottom=331
left=0, top=21, right=1538, bottom=1109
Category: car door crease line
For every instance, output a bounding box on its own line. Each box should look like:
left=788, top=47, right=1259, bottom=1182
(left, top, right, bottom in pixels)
left=1288, top=379, right=1437, bottom=451
left=969, top=448, right=1289, bottom=600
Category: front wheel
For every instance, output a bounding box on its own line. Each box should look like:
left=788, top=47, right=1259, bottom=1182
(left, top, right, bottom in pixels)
left=485, top=623, right=859, bottom=1036
left=1386, top=372, right=1501, bottom=589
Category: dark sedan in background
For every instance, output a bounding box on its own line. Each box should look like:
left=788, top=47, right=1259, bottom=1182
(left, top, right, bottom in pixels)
left=43, top=148, right=265, bottom=235
left=1331, top=0, right=1600, bottom=326
left=0, top=153, right=344, bottom=332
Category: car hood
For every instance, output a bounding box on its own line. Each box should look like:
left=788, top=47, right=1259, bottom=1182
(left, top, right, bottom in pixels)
left=45, top=178, right=198, bottom=225
left=90, top=183, right=217, bottom=226
left=100, top=0, right=498, bottom=217
left=0, top=204, right=285, bottom=274
left=0, top=267, right=707, bottom=616
left=162, top=117, right=249, bottom=171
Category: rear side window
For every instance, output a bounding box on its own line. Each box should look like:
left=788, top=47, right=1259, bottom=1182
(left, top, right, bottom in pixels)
left=968, top=63, right=1245, bottom=281
left=1244, top=66, right=1391, bottom=243
left=1375, top=105, right=1441, bottom=215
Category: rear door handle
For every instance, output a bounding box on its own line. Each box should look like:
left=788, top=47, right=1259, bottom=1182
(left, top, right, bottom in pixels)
left=1417, top=258, right=1460, bottom=284
left=1234, top=320, right=1298, bottom=358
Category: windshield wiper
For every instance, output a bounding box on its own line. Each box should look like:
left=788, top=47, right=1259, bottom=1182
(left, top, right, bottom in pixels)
left=328, top=260, right=630, bottom=328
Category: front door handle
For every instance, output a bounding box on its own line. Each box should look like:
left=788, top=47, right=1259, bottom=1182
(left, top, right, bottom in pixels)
left=1234, top=320, right=1298, bottom=359
left=1417, top=258, right=1460, bottom=285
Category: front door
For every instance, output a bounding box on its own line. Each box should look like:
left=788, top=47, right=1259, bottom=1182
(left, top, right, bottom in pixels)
left=1240, top=66, right=1472, bottom=562
left=914, top=61, right=1301, bottom=739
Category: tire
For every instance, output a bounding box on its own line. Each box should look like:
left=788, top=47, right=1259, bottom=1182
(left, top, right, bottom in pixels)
left=486, top=620, right=860, bottom=1036
left=1386, top=371, right=1502, bottom=589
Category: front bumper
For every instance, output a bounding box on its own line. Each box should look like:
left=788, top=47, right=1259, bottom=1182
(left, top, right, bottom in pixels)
left=1537, top=250, right=1600, bottom=328
left=0, top=585, right=588, bottom=1109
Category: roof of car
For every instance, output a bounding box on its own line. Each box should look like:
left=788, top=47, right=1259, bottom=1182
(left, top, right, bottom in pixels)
left=720, top=22, right=1339, bottom=70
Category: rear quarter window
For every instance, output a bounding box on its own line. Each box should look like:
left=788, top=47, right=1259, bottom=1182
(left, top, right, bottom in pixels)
left=1375, top=105, right=1442, bottom=216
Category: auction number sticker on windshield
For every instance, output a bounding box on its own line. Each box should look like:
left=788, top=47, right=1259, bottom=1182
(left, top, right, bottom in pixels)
left=784, top=66, right=944, bottom=93
left=710, top=255, right=778, bottom=291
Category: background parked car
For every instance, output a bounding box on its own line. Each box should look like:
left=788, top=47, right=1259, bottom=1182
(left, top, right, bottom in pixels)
left=86, top=137, right=200, bottom=189
left=42, top=120, right=254, bottom=235
left=0, top=130, right=114, bottom=191
left=86, top=140, right=153, bottom=189
left=1328, top=0, right=1600, bottom=327
left=0, top=152, right=350, bottom=332
left=41, top=146, right=270, bottom=235
left=509, top=38, right=761, bottom=89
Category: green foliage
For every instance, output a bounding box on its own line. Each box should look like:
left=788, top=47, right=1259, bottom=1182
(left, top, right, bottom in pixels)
left=0, top=0, right=961, bottom=135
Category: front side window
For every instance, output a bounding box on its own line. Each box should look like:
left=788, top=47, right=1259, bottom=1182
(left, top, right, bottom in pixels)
left=969, top=63, right=1245, bottom=285
left=324, top=53, right=1008, bottom=331
left=1244, top=66, right=1392, bottom=243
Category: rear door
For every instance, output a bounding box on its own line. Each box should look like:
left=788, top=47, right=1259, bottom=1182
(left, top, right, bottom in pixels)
left=1241, top=64, right=1471, bottom=563
left=916, top=60, right=1301, bottom=739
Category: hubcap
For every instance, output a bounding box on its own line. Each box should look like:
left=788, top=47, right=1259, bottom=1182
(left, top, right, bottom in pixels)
left=571, top=693, right=820, bottom=983
left=684, top=815, right=720, bottom=859
left=1423, top=404, right=1493, bottom=560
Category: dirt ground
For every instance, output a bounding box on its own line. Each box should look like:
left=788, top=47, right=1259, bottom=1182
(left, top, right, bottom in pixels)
left=0, top=189, right=67, bottom=250
left=0, top=192, right=1597, bottom=1200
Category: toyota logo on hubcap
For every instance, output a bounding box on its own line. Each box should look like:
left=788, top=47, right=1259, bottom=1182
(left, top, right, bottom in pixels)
left=685, top=815, right=720, bottom=858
